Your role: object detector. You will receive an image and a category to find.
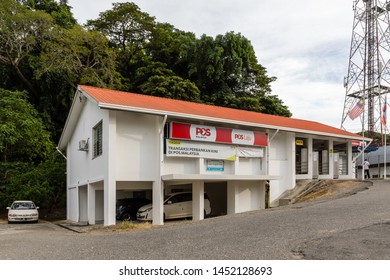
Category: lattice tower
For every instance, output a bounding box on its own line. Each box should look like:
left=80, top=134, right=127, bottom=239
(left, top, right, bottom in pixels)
left=341, top=0, right=390, bottom=144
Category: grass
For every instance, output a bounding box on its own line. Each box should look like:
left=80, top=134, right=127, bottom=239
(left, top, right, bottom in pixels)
left=108, top=220, right=153, bottom=232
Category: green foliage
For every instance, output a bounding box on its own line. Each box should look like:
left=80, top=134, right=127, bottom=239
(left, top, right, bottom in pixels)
left=86, top=2, right=155, bottom=53
left=185, top=31, right=290, bottom=116
left=147, top=23, right=196, bottom=78
left=0, top=88, right=65, bottom=212
left=37, top=25, right=120, bottom=88
left=140, top=75, right=200, bottom=102
left=0, top=154, right=66, bottom=211
left=0, top=88, right=53, bottom=162
left=0, top=0, right=54, bottom=99
left=18, top=0, right=77, bottom=28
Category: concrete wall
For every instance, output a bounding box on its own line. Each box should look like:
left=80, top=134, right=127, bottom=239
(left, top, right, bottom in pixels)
left=67, top=100, right=107, bottom=187
left=227, top=181, right=265, bottom=214
left=115, top=111, right=159, bottom=181
left=268, top=132, right=295, bottom=202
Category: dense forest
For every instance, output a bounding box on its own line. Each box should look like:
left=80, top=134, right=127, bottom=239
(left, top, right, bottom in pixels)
left=0, top=0, right=291, bottom=211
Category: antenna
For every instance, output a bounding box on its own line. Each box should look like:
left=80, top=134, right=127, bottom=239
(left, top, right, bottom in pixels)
left=341, top=0, right=390, bottom=145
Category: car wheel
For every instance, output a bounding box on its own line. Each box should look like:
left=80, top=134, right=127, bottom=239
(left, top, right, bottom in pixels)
left=122, top=213, right=132, bottom=221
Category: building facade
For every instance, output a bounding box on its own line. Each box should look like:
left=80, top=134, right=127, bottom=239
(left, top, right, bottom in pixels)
left=58, top=85, right=368, bottom=226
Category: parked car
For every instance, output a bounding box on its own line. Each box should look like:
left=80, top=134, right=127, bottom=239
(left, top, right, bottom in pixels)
left=116, top=197, right=151, bottom=220
left=137, top=192, right=211, bottom=221
left=6, top=200, right=39, bottom=223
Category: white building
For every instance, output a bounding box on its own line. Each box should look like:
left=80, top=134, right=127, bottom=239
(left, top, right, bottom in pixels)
left=58, top=85, right=368, bottom=226
left=355, top=146, right=390, bottom=179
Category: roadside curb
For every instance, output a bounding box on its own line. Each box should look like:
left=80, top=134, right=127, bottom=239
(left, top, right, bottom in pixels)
left=53, top=220, right=94, bottom=233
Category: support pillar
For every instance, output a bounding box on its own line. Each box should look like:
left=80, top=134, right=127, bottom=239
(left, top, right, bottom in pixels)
left=88, top=184, right=95, bottom=225
left=192, top=181, right=204, bottom=221
left=152, top=180, right=164, bottom=225
left=104, top=111, right=117, bottom=226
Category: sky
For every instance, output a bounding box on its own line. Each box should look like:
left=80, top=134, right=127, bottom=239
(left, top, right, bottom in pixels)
left=67, top=0, right=355, bottom=130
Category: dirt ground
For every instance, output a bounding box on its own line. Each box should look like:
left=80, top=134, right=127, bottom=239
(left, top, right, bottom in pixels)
left=293, top=180, right=371, bottom=204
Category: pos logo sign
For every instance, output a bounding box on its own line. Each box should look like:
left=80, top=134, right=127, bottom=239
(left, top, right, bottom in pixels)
left=190, top=125, right=216, bottom=142
left=232, top=129, right=254, bottom=145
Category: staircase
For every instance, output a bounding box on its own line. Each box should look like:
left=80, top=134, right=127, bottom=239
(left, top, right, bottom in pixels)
left=274, top=180, right=327, bottom=206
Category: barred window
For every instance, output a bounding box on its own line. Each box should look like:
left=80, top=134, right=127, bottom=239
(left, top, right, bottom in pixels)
left=93, top=121, right=103, bottom=158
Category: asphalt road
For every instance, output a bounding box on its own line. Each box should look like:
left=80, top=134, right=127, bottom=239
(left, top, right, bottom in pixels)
left=1, top=180, right=390, bottom=260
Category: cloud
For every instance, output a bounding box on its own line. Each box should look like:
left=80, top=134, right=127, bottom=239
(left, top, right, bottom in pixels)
left=68, top=0, right=356, bottom=130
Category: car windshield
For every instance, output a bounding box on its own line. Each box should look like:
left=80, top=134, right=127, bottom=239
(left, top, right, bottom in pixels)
left=11, top=202, right=36, bottom=210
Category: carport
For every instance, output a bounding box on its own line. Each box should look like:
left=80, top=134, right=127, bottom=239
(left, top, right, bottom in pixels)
left=162, top=174, right=279, bottom=222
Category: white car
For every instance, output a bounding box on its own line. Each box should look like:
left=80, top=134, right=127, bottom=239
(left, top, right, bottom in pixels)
left=6, top=200, right=39, bottom=223
left=137, top=192, right=211, bottom=221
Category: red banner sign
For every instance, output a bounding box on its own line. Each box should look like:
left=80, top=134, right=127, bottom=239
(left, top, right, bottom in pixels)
left=170, top=122, right=268, bottom=147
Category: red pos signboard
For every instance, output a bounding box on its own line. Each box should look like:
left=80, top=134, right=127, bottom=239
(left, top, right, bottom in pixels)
left=169, top=122, right=268, bottom=147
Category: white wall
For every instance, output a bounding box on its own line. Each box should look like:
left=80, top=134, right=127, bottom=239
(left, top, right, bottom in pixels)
left=68, top=100, right=107, bottom=187
left=163, top=157, right=198, bottom=174
left=236, top=158, right=263, bottom=175
left=116, top=111, right=159, bottom=181
left=269, top=132, right=295, bottom=202
left=227, top=181, right=265, bottom=214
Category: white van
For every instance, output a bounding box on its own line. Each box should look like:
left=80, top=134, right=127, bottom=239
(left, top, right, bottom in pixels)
left=137, top=192, right=211, bottom=221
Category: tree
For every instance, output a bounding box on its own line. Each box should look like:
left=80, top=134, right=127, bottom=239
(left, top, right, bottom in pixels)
left=18, top=0, right=77, bottom=29
left=0, top=88, right=65, bottom=212
left=186, top=32, right=291, bottom=116
left=86, top=2, right=155, bottom=54
left=37, top=25, right=120, bottom=89
left=0, top=154, right=66, bottom=211
left=0, top=0, right=54, bottom=100
left=130, top=61, right=200, bottom=102
left=146, top=23, right=196, bottom=78
left=140, top=75, right=200, bottom=102
left=0, top=88, right=53, bottom=163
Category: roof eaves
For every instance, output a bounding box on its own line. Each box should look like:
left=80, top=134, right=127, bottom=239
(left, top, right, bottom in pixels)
left=57, top=88, right=87, bottom=150
left=99, top=103, right=367, bottom=141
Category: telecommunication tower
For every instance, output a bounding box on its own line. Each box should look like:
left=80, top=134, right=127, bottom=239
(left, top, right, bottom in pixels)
left=341, top=0, right=390, bottom=144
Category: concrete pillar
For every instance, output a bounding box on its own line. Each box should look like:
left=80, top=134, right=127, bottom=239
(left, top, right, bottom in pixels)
left=329, top=140, right=334, bottom=179
left=104, top=111, right=117, bottom=226
left=152, top=180, right=164, bottom=225
left=348, top=141, right=354, bottom=178
left=227, top=181, right=237, bottom=214
left=259, top=181, right=266, bottom=209
left=307, top=137, right=313, bottom=178
left=192, top=181, right=204, bottom=221
left=286, top=133, right=296, bottom=187
left=87, top=184, right=95, bottom=225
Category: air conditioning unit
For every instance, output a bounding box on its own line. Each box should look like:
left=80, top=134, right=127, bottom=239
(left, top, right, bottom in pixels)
left=78, top=139, right=89, bottom=151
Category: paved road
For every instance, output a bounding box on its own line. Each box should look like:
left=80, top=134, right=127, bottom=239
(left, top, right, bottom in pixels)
left=1, top=180, right=390, bottom=259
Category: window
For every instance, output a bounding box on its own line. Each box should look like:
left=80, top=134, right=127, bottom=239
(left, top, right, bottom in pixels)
left=93, top=121, right=103, bottom=158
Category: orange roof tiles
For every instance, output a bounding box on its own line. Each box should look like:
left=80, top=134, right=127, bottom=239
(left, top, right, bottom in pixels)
left=79, top=85, right=361, bottom=139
